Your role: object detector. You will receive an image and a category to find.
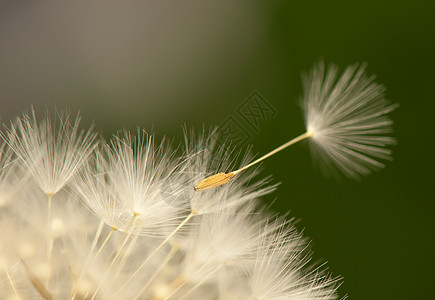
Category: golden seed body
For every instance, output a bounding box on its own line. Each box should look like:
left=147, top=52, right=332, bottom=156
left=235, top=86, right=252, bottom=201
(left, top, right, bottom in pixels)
left=193, top=172, right=235, bottom=191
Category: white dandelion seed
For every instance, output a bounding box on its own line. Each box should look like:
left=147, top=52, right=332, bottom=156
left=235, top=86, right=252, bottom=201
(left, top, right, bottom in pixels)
left=90, top=130, right=188, bottom=237
left=72, top=146, right=131, bottom=233
left=194, top=62, right=397, bottom=189
left=2, top=108, right=98, bottom=294
left=104, top=130, right=188, bottom=234
left=3, top=108, right=97, bottom=196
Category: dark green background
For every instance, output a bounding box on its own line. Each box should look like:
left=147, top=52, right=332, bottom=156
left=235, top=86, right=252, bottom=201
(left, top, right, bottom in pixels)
left=1, top=1, right=434, bottom=299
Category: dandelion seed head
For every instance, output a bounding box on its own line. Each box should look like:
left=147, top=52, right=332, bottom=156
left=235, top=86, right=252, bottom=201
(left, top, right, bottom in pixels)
left=0, top=61, right=397, bottom=300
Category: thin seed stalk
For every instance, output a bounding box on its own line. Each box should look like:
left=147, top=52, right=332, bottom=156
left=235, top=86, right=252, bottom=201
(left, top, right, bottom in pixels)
left=119, top=212, right=195, bottom=291
left=194, top=131, right=312, bottom=191
left=45, top=194, right=54, bottom=289
left=90, top=213, right=139, bottom=300
left=5, top=270, right=19, bottom=299
left=178, top=263, right=224, bottom=300
left=69, top=220, right=105, bottom=300
left=133, top=245, right=179, bottom=300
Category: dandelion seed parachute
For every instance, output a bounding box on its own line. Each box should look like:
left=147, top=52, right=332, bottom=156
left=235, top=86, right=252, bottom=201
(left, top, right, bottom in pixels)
left=73, top=129, right=190, bottom=238
left=303, top=62, right=398, bottom=179
left=3, top=108, right=97, bottom=196
left=194, top=62, right=397, bottom=188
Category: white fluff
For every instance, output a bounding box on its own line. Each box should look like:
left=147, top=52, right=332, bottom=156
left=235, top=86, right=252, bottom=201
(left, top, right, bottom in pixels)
left=302, top=62, right=398, bottom=179
left=0, top=61, right=397, bottom=299
left=3, top=109, right=97, bottom=195
left=73, top=130, right=189, bottom=237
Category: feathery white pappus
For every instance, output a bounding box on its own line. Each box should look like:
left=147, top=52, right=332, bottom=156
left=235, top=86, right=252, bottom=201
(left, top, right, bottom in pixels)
left=302, top=62, right=398, bottom=179
left=72, top=130, right=190, bottom=238
left=0, top=61, right=397, bottom=299
left=2, top=108, right=98, bottom=196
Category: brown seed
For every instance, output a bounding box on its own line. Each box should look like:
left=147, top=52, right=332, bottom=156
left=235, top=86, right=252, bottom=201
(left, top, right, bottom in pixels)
left=193, top=172, right=235, bottom=191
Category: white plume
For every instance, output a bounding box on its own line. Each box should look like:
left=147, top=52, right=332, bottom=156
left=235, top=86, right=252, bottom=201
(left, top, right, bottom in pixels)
left=303, top=62, right=398, bottom=179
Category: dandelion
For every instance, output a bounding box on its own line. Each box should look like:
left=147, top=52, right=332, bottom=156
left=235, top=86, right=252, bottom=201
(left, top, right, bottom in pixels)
left=73, top=130, right=188, bottom=237
left=194, top=62, right=397, bottom=189
left=3, top=108, right=97, bottom=196
left=0, top=62, right=397, bottom=300
left=302, top=62, right=398, bottom=178
left=2, top=108, right=98, bottom=290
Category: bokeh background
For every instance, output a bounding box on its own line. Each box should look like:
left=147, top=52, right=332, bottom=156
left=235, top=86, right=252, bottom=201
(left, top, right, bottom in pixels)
left=1, top=1, right=434, bottom=299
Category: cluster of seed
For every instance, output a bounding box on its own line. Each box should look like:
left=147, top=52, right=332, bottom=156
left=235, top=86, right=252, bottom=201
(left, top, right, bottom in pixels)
left=0, top=111, right=338, bottom=300
left=0, top=62, right=397, bottom=299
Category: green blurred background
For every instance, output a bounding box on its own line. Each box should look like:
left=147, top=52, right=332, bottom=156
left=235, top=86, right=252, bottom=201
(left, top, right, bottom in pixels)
left=1, top=1, right=434, bottom=299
